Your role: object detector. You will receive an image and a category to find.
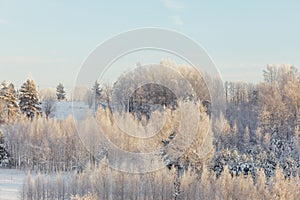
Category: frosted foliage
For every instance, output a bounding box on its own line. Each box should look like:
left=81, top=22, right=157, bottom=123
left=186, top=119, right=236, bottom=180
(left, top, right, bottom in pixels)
left=0, top=82, right=19, bottom=122
left=84, top=99, right=212, bottom=173
left=56, top=83, right=66, bottom=101
left=20, top=162, right=300, bottom=200
left=19, top=79, right=41, bottom=118
left=5, top=64, right=300, bottom=199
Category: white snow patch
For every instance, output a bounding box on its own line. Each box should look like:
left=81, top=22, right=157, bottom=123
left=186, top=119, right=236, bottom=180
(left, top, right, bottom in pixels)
left=53, top=101, right=90, bottom=121
left=0, top=169, right=26, bottom=200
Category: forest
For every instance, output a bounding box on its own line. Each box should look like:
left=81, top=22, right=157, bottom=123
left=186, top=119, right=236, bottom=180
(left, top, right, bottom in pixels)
left=0, top=61, right=300, bottom=199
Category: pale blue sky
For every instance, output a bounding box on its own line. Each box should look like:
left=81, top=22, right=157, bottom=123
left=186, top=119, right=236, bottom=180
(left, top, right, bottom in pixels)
left=0, top=0, right=299, bottom=91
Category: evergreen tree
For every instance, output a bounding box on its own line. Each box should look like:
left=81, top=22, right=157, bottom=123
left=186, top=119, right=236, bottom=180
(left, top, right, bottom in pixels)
left=91, top=81, right=102, bottom=112
left=19, top=79, right=41, bottom=118
left=56, top=83, right=66, bottom=101
left=0, top=131, right=9, bottom=167
left=0, top=82, right=8, bottom=123
left=92, top=81, right=102, bottom=99
left=3, top=83, right=19, bottom=121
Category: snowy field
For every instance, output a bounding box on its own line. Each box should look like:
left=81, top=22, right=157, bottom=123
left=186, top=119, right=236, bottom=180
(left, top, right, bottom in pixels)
left=52, top=101, right=90, bottom=121
left=0, top=169, right=26, bottom=200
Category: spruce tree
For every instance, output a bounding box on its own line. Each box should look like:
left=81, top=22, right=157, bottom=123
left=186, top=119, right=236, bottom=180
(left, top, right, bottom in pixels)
left=0, top=82, right=8, bottom=122
left=19, top=79, right=41, bottom=118
left=56, top=83, right=66, bottom=101
left=92, top=81, right=102, bottom=112
left=92, top=81, right=102, bottom=98
left=0, top=82, right=19, bottom=122
left=0, top=131, right=9, bottom=167
left=3, top=83, right=19, bottom=121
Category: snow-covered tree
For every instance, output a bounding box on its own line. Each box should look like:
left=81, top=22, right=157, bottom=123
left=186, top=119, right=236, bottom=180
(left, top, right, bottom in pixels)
left=41, top=88, right=56, bottom=118
left=56, top=83, right=66, bottom=101
left=19, top=79, right=41, bottom=119
left=3, top=83, right=19, bottom=121
left=0, top=82, right=8, bottom=122
left=0, top=100, right=6, bottom=123
left=102, top=84, right=112, bottom=110
left=91, top=81, right=102, bottom=112
left=92, top=81, right=102, bottom=98
left=0, top=81, right=8, bottom=95
left=0, top=131, right=9, bottom=167
left=0, top=82, right=19, bottom=122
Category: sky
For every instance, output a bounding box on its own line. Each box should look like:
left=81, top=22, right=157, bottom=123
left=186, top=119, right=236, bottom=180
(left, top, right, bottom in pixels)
left=0, top=0, right=299, bottom=92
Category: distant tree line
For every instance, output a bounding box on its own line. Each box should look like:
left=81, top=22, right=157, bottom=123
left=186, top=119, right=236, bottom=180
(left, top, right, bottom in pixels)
left=0, top=80, right=67, bottom=122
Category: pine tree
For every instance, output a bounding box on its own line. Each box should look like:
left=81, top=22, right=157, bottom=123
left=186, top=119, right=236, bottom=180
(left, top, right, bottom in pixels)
left=91, top=81, right=102, bottom=112
left=92, top=81, right=102, bottom=99
left=3, top=83, right=19, bottom=121
left=0, top=82, right=8, bottom=123
left=19, top=79, right=41, bottom=119
left=56, top=83, right=66, bottom=101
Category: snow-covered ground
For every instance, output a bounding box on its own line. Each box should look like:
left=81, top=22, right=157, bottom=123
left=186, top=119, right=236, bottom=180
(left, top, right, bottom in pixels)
left=0, top=169, right=26, bottom=200
left=52, top=101, right=90, bottom=121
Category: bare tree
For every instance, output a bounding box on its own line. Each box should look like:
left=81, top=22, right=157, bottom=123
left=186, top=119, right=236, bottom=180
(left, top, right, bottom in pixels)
left=41, top=88, right=57, bottom=119
left=102, top=83, right=112, bottom=111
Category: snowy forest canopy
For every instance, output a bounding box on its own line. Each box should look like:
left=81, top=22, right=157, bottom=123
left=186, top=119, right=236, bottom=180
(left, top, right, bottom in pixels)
left=1, top=63, right=300, bottom=199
